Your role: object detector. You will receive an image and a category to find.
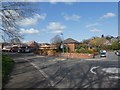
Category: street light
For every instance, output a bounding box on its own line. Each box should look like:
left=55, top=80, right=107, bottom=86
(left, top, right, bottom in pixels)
left=60, top=33, right=64, bottom=53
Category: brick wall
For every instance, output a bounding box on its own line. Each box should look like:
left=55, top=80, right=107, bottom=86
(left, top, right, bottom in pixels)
left=58, top=53, right=93, bottom=59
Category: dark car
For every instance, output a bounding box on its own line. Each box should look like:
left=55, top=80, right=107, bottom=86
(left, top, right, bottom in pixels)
left=115, top=50, right=120, bottom=56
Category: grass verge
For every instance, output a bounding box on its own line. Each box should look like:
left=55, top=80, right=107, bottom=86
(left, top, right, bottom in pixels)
left=2, top=54, right=14, bottom=87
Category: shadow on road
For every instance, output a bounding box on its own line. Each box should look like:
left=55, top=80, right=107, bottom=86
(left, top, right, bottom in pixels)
left=3, top=53, right=119, bottom=89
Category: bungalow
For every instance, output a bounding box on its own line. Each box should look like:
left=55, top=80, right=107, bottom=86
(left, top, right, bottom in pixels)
left=38, top=44, right=57, bottom=56
left=64, top=38, right=79, bottom=52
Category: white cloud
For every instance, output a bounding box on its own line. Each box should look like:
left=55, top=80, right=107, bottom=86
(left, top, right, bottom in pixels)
left=3, top=0, right=120, bottom=2
left=49, top=0, right=57, bottom=4
left=62, top=13, right=81, bottom=21
left=22, top=40, right=29, bottom=43
left=20, top=28, right=40, bottom=34
left=49, top=0, right=75, bottom=5
left=100, top=13, right=115, bottom=19
left=52, top=30, right=63, bottom=34
left=86, top=23, right=100, bottom=28
left=17, top=13, right=46, bottom=26
left=46, top=22, right=66, bottom=34
left=47, top=22, right=66, bottom=30
left=90, top=28, right=102, bottom=32
left=49, top=0, right=76, bottom=3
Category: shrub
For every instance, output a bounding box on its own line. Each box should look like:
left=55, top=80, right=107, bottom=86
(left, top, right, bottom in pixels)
left=86, top=50, right=93, bottom=54
left=2, top=55, right=14, bottom=86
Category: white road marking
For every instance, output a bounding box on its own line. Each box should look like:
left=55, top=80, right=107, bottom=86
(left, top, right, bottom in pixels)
left=29, top=62, right=54, bottom=87
left=16, top=56, right=58, bottom=86
left=109, top=76, right=120, bottom=79
left=85, top=58, right=106, bottom=61
left=51, top=58, right=66, bottom=62
left=17, top=56, right=45, bottom=60
left=15, top=56, right=55, bottom=86
left=90, top=66, right=100, bottom=74
left=30, top=63, right=40, bottom=70
left=102, top=67, right=120, bottom=74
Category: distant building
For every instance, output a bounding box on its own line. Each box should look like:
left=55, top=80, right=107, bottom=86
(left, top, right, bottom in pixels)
left=26, top=41, right=39, bottom=51
left=64, top=38, right=79, bottom=52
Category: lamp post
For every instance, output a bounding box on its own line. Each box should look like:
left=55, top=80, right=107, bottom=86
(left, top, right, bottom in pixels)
left=60, top=33, right=64, bottom=53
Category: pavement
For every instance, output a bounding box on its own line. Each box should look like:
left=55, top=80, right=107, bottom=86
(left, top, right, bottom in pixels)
left=3, top=52, right=120, bottom=89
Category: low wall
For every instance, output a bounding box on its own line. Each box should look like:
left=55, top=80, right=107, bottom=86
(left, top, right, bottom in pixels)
left=57, top=53, right=93, bottom=59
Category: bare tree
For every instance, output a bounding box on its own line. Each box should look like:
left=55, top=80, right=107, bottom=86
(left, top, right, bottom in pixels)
left=50, top=35, right=62, bottom=44
left=50, top=35, right=63, bottom=52
left=0, top=2, right=34, bottom=43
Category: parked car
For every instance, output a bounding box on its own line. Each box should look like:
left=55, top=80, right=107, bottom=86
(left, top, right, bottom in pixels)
left=2, top=46, right=12, bottom=52
left=100, top=50, right=107, bottom=57
left=115, top=50, right=120, bottom=56
left=18, top=47, right=30, bottom=53
left=25, top=48, right=30, bottom=53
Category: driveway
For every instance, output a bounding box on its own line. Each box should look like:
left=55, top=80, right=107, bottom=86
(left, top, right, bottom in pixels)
left=4, top=52, right=119, bottom=88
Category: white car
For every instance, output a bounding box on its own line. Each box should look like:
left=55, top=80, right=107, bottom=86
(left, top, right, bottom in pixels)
left=100, top=50, right=107, bottom=57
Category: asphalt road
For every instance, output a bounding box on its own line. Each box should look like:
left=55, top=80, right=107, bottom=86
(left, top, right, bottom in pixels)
left=4, top=52, right=120, bottom=89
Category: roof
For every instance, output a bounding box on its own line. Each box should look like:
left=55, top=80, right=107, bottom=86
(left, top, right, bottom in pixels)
left=27, top=41, right=37, bottom=45
left=39, top=43, right=50, bottom=45
left=64, top=38, right=79, bottom=44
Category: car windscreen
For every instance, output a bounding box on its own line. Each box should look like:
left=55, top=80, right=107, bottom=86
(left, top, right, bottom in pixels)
left=100, top=52, right=106, bottom=54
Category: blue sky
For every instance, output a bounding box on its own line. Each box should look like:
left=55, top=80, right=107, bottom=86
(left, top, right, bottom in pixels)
left=13, top=2, right=118, bottom=43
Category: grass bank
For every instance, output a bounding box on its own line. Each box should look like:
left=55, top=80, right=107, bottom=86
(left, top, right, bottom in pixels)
left=2, top=55, right=14, bottom=87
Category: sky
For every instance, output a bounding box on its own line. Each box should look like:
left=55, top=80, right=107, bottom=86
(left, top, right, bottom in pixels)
left=3, top=0, right=120, bottom=2
left=2, top=2, right=118, bottom=43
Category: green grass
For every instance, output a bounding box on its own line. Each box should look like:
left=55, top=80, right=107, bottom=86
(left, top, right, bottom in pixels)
left=2, top=55, right=14, bottom=86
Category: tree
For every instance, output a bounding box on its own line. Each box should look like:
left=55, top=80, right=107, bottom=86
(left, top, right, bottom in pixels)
left=1, top=2, right=34, bottom=43
left=82, top=39, right=89, bottom=44
left=50, top=35, right=62, bottom=44
left=10, top=37, right=21, bottom=44
left=105, top=35, right=114, bottom=40
left=50, top=35, right=63, bottom=52
left=112, top=41, right=120, bottom=50
left=89, top=37, right=107, bottom=47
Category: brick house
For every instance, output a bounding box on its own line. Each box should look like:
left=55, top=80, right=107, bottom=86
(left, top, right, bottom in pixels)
left=26, top=41, right=39, bottom=51
left=64, top=38, right=79, bottom=52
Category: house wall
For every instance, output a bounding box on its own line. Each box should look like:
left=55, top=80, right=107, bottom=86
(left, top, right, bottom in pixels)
left=65, top=43, right=77, bottom=52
